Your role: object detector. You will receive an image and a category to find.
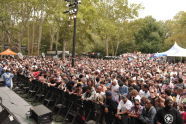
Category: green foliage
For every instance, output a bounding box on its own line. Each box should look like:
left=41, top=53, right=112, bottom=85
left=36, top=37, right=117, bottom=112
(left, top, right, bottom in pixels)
left=164, top=11, right=186, bottom=49
left=134, top=16, right=166, bottom=53
left=0, top=0, right=185, bottom=55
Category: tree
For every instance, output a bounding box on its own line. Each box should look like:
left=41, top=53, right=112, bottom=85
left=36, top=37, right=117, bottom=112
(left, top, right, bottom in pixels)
left=134, top=16, right=166, bottom=53
left=164, top=11, right=186, bottom=49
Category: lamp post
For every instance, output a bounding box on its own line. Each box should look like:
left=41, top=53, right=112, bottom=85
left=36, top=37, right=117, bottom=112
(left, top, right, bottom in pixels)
left=64, top=0, right=80, bottom=67
left=72, top=13, right=77, bottom=67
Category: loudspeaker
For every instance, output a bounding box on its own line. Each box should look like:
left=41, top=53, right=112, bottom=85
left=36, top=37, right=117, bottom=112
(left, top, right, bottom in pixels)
left=30, top=105, right=52, bottom=124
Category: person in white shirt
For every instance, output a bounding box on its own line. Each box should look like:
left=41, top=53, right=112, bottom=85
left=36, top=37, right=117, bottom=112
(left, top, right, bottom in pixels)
left=81, top=86, right=96, bottom=101
left=93, top=86, right=105, bottom=104
left=111, top=80, right=119, bottom=102
left=115, top=95, right=133, bottom=123
left=139, top=84, right=150, bottom=98
left=130, top=89, right=141, bottom=102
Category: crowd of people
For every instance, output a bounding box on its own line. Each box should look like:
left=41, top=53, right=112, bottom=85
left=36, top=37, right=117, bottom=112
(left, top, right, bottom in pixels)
left=0, top=54, right=186, bottom=124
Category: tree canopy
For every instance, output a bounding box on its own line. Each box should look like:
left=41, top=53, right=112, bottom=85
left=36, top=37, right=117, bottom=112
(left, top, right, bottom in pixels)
left=0, top=0, right=185, bottom=56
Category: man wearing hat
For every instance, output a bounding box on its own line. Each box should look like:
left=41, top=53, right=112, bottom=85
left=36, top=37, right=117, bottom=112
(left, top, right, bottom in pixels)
left=104, top=91, right=118, bottom=124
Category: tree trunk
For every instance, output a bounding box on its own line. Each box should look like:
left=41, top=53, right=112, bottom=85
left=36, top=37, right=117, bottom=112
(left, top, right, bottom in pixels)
left=27, top=23, right=30, bottom=55
left=0, top=31, right=5, bottom=50
left=49, top=28, right=55, bottom=51
left=62, top=40, right=66, bottom=60
left=18, top=24, right=24, bottom=52
left=31, top=22, right=35, bottom=55
left=37, top=13, right=44, bottom=56
left=55, top=31, right=59, bottom=51
left=105, top=38, right=109, bottom=56
left=112, top=45, right=114, bottom=56
left=7, top=32, right=11, bottom=47
left=115, top=41, right=120, bottom=56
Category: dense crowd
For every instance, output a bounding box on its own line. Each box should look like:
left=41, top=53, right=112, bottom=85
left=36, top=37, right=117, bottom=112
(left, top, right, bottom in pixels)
left=0, top=54, right=186, bottom=124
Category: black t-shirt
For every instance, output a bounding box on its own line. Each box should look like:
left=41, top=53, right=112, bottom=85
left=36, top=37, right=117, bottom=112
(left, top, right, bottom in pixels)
left=104, top=99, right=118, bottom=114
left=154, top=107, right=183, bottom=124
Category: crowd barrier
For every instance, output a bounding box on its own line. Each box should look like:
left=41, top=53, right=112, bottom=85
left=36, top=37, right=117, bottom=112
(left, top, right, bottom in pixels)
left=13, top=74, right=145, bottom=124
left=13, top=74, right=105, bottom=124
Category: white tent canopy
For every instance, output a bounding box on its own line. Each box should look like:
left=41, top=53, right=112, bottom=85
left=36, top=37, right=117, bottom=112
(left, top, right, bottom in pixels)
left=155, top=42, right=186, bottom=57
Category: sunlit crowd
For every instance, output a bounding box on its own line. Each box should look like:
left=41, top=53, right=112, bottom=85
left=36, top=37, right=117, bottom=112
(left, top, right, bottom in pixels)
left=0, top=54, right=186, bottom=124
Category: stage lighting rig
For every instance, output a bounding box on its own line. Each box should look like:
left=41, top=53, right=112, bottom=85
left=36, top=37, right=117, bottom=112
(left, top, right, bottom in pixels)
left=64, top=0, right=81, bottom=67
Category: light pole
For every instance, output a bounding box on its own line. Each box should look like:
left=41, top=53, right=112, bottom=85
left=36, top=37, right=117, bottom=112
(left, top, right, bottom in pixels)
left=72, top=12, right=77, bottom=67
left=64, top=0, right=80, bottom=67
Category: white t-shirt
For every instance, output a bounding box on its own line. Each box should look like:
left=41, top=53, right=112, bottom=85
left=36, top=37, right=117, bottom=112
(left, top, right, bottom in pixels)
left=111, top=84, right=119, bottom=102
left=117, top=99, right=133, bottom=113
left=134, top=95, right=141, bottom=102
left=139, top=90, right=150, bottom=98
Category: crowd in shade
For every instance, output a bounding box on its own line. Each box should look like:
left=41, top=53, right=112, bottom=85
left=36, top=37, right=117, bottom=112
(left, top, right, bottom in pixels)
left=0, top=53, right=186, bottom=124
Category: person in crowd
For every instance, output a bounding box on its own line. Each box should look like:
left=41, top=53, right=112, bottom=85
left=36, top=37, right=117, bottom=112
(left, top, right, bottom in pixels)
left=65, top=81, right=75, bottom=93
left=154, top=98, right=183, bottom=124
left=115, top=95, right=133, bottom=124
left=104, top=91, right=118, bottom=124
left=180, top=100, right=186, bottom=124
left=139, top=99, right=156, bottom=124
left=118, top=80, right=129, bottom=100
left=0, top=65, right=4, bottom=76
left=161, top=78, right=174, bottom=93
left=130, top=89, right=141, bottom=102
left=139, top=84, right=150, bottom=98
left=164, top=89, right=174, bottom=101
left=154, top=96, right=165, bottom=111
left=1, top=69, right=14, bottom=89
left=141, top=97, right=148, bottom=106
left=0, top=53, right=185, bottom=124
left=72, top=83, right=83, bottom=96
left=111, top=80, right=119, bottom=102
left=94, top=86, right=105, bottom=104
left=178, top=89, right=186, bottom=110
left=129, top=99, right=143, bottom=124
left=104, top=78, right=112, bottom=90
left=149, top=88, right=158, bottom=106
left=175, top=78, right=185, bottom=89
left=82, top=86, right=96, bottom=101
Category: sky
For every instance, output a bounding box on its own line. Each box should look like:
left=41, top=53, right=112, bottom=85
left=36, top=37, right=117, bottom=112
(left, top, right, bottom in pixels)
left=130, top=0, right=186, bottom=21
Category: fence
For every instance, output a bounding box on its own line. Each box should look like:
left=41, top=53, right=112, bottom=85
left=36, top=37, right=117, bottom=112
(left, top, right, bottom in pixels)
left=13, top=74, right=105, bottom=124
